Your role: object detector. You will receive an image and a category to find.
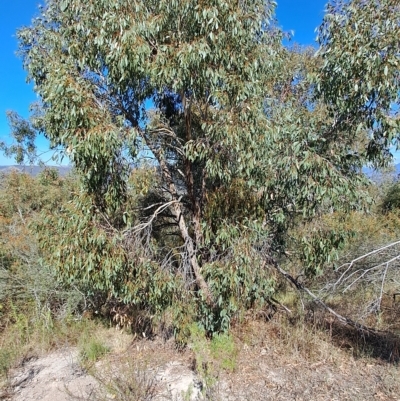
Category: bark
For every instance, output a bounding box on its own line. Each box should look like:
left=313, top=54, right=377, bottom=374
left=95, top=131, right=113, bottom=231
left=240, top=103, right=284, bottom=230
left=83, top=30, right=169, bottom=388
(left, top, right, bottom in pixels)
left=182, top=93, right=203, bottom=247
left=144, top=134, right=213, bottom=305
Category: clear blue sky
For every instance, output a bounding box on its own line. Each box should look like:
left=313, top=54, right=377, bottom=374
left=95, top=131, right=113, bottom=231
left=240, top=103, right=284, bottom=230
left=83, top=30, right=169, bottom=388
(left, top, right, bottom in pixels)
left=0, top=0, right=328, bottom=165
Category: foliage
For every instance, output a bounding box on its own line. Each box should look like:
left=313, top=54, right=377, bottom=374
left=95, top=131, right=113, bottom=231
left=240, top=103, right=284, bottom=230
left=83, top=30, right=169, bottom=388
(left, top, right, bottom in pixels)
left=1, top=111, right=37, bottom=165
left=2, top=0, right=400, bottom=334
left=380, top=180, right=400, bottom=213
left=316, top=0, right=400, bottom=167
left=34, top=172, right=178, bottom=313
left=0, top=171, right=85, bottom=321
left=186, top=323, right=219, bottom=392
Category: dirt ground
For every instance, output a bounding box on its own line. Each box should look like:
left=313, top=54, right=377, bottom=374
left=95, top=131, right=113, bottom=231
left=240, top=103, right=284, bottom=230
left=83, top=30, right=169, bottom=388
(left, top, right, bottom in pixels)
left=8, top=349, right=98, bottom=401
left=3, top=320, right=400, bottom=401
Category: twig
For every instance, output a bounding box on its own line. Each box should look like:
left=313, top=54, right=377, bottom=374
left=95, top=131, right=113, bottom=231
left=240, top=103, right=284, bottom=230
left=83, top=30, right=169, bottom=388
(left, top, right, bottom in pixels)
left=270, top=296, right=292, bottom=314
left=377, top=261, right=390, bottom=311
left=341, top=254, right=400, bottom=293
left=266, top=255, right=388, bottom=335
left=123, top=198, right=182, bottom=236
left=334, top=240, right=400, bottom=275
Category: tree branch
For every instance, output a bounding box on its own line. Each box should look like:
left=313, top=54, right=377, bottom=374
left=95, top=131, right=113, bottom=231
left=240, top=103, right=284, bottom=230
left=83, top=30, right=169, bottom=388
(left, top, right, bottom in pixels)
left=266, top=254, right=389, bottom=335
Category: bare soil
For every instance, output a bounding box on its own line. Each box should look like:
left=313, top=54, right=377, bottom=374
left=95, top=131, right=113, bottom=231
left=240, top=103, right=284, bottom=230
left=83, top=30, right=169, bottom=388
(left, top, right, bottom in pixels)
left=3, top=319, right=400, bottom=401
left=8, top=349, right=97, bottom=401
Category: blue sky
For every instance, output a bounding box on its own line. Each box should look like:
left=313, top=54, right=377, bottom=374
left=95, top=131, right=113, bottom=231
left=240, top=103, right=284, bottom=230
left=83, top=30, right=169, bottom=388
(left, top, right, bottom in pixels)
left=0, top=0, right=328, bottom=165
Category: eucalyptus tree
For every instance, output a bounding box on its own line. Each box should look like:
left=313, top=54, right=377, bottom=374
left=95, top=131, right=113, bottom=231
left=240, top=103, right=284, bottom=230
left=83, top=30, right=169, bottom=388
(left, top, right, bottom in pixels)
left=7, top=0, right=400, bottom=332
left=316, top=0, right=400, bottom=167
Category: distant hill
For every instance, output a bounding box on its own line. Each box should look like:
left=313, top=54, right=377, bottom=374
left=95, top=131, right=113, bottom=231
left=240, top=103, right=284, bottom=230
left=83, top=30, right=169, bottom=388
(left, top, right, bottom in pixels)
left=0, top=165, right=72, bottom=177
left=363, top=163, right=400, bottom=181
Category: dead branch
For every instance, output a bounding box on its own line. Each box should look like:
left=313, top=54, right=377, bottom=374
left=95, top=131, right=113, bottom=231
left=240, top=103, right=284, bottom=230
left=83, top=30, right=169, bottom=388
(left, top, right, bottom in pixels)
left=333, top=240, right=400, bottom=289
left=266, top=254, right=389, bottom=336
left=123, top=198, right=181, bottom=236
left=318, top=239, right=400, bottom=314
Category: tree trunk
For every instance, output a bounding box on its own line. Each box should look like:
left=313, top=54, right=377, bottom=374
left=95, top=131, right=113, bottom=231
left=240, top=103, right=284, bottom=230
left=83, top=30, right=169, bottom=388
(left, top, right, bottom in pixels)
left=144, top=135, right=213, bottom=305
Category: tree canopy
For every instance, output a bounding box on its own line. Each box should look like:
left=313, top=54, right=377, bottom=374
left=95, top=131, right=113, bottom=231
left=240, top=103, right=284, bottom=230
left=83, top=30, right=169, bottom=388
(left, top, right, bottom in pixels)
left=3, top=0, right=400, bottom=333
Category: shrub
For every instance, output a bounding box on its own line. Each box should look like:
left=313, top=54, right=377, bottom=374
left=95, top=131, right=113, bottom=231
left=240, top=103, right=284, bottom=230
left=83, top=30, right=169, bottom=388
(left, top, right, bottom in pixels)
left=380, top=180, right=400, bottom=213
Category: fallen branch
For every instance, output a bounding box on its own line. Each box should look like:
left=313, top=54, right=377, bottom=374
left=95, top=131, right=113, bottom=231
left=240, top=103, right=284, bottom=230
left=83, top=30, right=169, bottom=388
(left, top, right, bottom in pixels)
left=333, top=240, right=400, bottom=290
left=265, top=255, right=390, bottom=336
left=317, top=239, right=400, bottom=315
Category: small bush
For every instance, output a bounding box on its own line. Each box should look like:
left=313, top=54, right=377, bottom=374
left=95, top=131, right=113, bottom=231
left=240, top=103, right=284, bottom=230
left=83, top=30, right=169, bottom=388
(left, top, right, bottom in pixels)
left=85, top=359, right=158, bottom=401
left=380, top=180, right=400, bottom=213
left=210, top=333, right=237, bottom=372
left=0, top=349, right=12, bottom=379
left=79, top=338, right=110, bottom=363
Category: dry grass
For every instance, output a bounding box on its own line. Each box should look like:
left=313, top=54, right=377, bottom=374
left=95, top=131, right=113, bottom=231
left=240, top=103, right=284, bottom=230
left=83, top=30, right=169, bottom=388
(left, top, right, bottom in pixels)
left=218, top=315, right=400, bottom=400
left=3, top=309, right=400, bottom=401
left=66, top=356, right=160, bottom=401
left=0, top=307, right=100, bottom=385
left=2, top=284, right=400, bottom=401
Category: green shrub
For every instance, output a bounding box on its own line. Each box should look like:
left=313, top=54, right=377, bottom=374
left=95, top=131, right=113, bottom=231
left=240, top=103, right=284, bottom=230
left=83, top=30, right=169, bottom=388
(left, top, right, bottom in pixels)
left=79, top=337, right=110, bottom=363
left=380, top=180, right=400, bottom=213
left=210, top=333, right=237, bottom=372
left=0, top=349, right=12, bottom=378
